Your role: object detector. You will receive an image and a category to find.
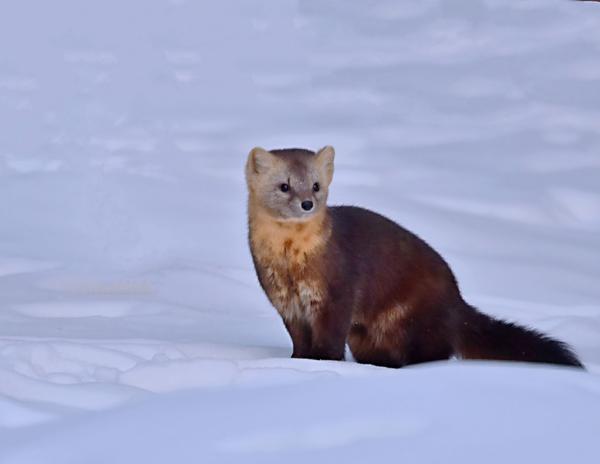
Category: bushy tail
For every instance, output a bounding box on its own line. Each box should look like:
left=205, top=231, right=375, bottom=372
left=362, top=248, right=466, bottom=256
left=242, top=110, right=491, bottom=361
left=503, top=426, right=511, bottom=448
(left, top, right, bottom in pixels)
left=455, top=304, right=583, bottom=368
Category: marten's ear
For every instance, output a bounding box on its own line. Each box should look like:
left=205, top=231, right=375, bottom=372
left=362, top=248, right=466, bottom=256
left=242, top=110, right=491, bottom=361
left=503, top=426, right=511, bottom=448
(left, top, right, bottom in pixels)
left=246, top=147, right=274, bottom=179
left=315, top=145, right=335, bottom=185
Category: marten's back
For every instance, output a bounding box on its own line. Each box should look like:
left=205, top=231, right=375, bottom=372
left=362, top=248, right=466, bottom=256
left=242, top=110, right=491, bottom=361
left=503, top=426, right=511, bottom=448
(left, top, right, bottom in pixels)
left=326, top=206, right=463, bottom=315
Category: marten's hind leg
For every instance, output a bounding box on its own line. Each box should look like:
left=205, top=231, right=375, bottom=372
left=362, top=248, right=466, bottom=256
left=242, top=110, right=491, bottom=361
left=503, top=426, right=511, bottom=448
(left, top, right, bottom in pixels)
left=348, top=307, right=410, bottom=368
left=348, top=322, right=406, bottom=368
left=348, top=304, right=453, bottom=368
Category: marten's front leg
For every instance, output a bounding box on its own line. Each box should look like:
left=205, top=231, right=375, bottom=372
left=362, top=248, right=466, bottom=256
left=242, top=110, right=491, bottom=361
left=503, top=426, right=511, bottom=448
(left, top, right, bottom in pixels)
left=283, top=317, right=313, bottom=358
left=308, top=302, right=351, bottom=361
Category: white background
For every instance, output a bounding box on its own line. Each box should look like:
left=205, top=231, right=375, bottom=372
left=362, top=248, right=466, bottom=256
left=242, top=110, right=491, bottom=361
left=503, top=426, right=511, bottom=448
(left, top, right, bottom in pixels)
left=1, top=1, right=599, bottom=462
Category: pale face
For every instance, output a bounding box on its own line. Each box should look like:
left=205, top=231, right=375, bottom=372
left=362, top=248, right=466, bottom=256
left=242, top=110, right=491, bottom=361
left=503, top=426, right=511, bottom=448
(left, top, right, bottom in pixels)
left=246, top=146, right=335, bottom=221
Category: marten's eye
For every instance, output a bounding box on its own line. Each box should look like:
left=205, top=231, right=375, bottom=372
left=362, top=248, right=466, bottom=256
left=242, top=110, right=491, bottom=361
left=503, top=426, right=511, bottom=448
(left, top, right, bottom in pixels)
left=313, top=182, right=320, bottom=192
left=280, top=183, right=290, bottom=193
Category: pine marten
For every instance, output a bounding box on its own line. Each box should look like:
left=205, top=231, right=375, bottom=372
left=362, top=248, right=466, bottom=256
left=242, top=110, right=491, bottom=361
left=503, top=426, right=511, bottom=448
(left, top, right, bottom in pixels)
left=245, top=146, right=583, bottom=369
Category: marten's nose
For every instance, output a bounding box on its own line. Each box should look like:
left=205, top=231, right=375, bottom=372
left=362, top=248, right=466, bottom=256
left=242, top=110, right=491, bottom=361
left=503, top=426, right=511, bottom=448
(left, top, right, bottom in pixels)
left=301, top=200, right=314, bottom=211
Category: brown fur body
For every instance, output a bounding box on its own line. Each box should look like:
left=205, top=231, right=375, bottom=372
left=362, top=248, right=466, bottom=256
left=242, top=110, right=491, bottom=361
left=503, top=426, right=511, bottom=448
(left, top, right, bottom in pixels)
left=247, top=148, right=583, bottom=368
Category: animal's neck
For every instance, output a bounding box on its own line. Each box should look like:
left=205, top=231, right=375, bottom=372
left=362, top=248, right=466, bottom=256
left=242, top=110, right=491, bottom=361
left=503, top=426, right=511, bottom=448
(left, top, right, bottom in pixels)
left=248, top=199, right=330, bottom=266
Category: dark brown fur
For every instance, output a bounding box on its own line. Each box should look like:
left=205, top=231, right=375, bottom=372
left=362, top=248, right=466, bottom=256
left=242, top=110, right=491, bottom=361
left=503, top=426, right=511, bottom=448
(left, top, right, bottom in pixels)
left=248, top=149, right=583, bottom=369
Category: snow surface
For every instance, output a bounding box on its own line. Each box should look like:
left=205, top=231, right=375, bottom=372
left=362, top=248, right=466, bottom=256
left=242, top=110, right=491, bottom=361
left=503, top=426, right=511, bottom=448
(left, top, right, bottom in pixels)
left=1, top=0, right=600, bottom=462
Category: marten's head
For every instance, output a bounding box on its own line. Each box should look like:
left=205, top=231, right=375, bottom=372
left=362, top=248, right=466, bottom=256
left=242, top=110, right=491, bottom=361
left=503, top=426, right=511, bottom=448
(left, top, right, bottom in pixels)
left=246, top=146, right=335, bottom=221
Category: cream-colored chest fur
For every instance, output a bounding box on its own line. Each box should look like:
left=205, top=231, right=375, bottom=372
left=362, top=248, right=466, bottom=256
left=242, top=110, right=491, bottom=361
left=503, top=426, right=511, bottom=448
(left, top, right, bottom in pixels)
left=249, top=209, right=330, bottom=321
